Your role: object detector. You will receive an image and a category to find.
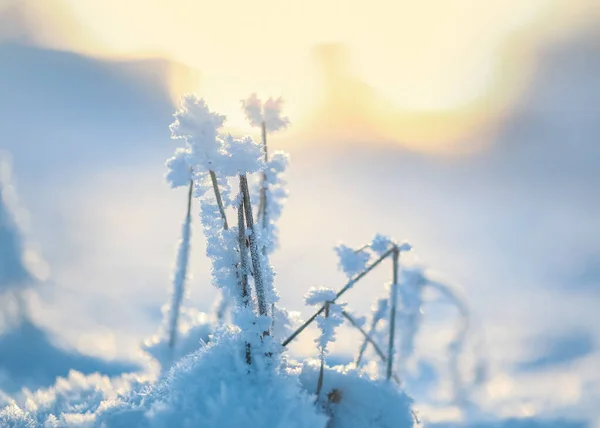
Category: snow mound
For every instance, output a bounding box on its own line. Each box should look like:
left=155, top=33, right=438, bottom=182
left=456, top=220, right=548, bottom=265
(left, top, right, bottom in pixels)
left=298, top=360, right=419, bottom=428
left=98, top=328, right=328, bottom=427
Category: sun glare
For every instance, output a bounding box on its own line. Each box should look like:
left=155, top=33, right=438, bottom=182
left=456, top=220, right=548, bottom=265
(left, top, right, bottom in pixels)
left=21, top=0, right=597, bottom=152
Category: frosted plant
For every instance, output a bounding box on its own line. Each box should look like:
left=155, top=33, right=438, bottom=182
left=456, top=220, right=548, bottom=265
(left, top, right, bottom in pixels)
left=241, top=93, right=290, bottom=134
left=356, top=297, right=389, bottom=367
left=0, top=96, right=428, bottom=428
left=261, top=151, right=289, bottom=253
left=305, top=287, right=345, bottom=399
left=170, top=94, right=229, bottom=229
left=241, top=94, right=290, bottom=255
left=169, top=95, right=280, bottom=360
left=162, top=154, right=194, bottom=351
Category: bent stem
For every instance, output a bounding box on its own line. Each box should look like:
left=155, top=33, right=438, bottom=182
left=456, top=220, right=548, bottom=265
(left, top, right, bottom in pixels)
left=343, top=310, right=401, bottom=385
left=282, top=248, right=394, bottom=347
left=356, top=308, right=385, bottom=367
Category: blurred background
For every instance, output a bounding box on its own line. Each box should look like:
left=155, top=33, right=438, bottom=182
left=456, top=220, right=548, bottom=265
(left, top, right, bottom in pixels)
left=0, top=0, right=599, bottom=426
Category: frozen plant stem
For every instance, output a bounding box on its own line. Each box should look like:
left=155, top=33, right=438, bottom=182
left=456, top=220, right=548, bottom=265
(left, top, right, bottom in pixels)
left=210, top=169, right=229, bottom=230
left=344, top=311, right=401, bottom=384
left=282, top=247, right=394, bottom=347
left=386, top=246, right=400, bottom=381
left=237, top=199, right=252, bottom=364
left=258, top=121, right=269, bottom=257
left=168, top=179, right=193, bottom=349
left=315, top=302, right=330, bottom=401
left=356, top=309, right=385, bottom=367
left=240, top=174, right=269, bottom=318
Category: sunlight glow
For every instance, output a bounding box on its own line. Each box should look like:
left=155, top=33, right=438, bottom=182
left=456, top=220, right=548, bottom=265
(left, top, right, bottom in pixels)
left=11, top=0, right=598, bottom=153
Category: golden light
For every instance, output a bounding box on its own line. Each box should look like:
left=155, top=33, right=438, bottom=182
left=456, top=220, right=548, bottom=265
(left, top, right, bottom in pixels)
left=8, top=0, right=598, bottom=153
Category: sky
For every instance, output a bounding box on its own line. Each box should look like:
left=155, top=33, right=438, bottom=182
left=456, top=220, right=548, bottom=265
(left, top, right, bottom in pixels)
left=1, top=0, right=600, bottom=426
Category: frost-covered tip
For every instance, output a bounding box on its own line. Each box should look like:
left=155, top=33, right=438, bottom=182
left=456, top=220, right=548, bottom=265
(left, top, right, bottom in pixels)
left=241, top=93, right=290, bottom=133
left=165, top=148, right=192, bottom=188
left=371, top=234, right=391, bottom=255
left=170, top=94, right=226, bottom=163
left=305, top=288, right=345, bottom=354
left=334, top=244, right=371, bottom=278
left=304, top=287, right=337, bottom=306
left=219, top=135, right=265, bottom=176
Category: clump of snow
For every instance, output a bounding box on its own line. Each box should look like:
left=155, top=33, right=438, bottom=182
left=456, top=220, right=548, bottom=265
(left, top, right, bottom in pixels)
left=305, top=288, right=345, bottom=359
left=164, top=148, right=192, bottom=188
left=334, top=244, right=371, bottom=278
left=170, top=94, right=226, bottom=170
left=241, top=94, right=290, bottom=132
left=219, top=135, right=265, bottom=176
left=304, top=287, right=337, bottom=306
left=97, top=328, right=328, bottom=428
left=370, top=234, right=392, bottom=255
left=298, top=361, right=419, bottom=428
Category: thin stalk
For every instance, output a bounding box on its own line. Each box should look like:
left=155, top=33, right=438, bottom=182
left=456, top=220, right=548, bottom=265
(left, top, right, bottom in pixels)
left=386, top=246, right=400, bottom=381
left=168, top=179, right=193, bottom=349
left=240, top=174, right=268, bottom=318
left=237, top=199, right=252, bottom=364
left=209, top=169, right=229, bottom=230
left=356, top=309, right=385, bottom=367
left=343, top=310, right=401, bottom=385
left=257, top=121, right=268, bottom=254
left=315, top=302, right=330, bottom=400
left=282, top=247, right=394, bottom=347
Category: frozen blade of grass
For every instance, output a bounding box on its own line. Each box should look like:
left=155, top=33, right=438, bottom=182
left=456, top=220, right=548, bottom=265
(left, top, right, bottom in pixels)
left=240, top=174, right=268, bottom=318
left=209, top=169, right=229, bottom=230
left=355, top=302, right=387, bottom=367
left=237, top=198, right=252, bottom=364
left=282, top=248, right=394, bottom=347
left=258, top=121, right=268, bottom=255
left=343, top=311, right=401, bottom=385
left=315, top=302, right=330, bottom=401
left=167, top=179, right=193, bottom=350
left=386, top=246, right=400, bottom=381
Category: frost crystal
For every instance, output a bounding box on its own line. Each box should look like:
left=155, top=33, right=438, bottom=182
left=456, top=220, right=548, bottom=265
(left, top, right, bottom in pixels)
left=219, top=135, right=265, bottom=176
left=170, top=94, right=226, bottom=170
left=334, top=244, right=371, bottom=278
left=241, top=94, right=290, bottom=133
left=371, top=234, right=391, bottom=255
